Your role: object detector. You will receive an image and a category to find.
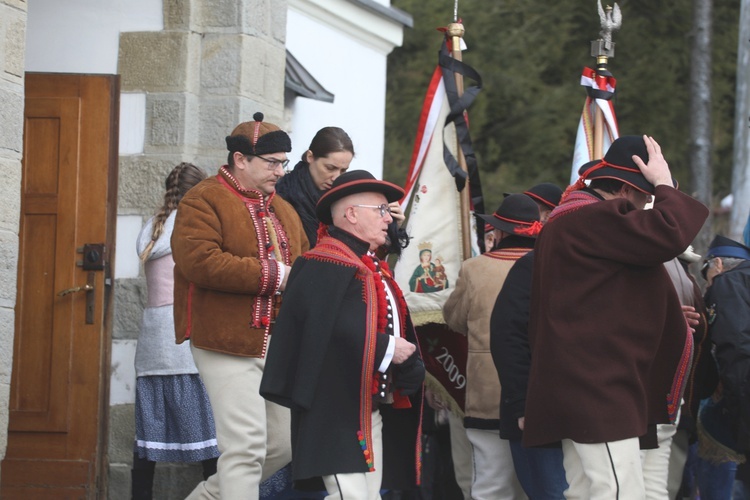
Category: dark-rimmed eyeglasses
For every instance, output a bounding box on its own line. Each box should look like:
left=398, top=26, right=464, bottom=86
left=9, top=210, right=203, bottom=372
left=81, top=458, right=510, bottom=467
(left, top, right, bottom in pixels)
left=351, top=204, right=392, bottom=217
left=248, top=154, right=290, bottom=170
left=701, top=258, right=716, bottom=280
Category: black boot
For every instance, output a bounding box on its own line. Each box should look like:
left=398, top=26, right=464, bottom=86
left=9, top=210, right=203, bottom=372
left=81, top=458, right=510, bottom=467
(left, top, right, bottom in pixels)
left=201, top=457, right=218, bottom=480
left=131, top=453, right=155, bottom=500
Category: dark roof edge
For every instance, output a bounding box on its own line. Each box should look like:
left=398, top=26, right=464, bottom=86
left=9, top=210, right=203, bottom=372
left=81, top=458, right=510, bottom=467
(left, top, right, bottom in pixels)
left=348, top=0, right=413, bottom=28
left=285, top=50, right=335, bottom=103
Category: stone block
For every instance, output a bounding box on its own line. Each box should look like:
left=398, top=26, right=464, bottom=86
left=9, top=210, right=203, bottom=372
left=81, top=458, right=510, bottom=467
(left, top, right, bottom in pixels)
left=0, top=156, right=21, bottom=232
left=200, top=34, right=243, bottom=95
left=0, top=87, right=23, bottom=154
left=269, top=0, right=287, bottom=44
left=107, top=463, right=130, bottom=500
left=0, top=306, right=15, bottom=380
left=118, top=155, right=186, bottom=212
left=260, top=43, right=286, bottom=108
left=240, top=0, right=269, bottom=37
left=153, top=463, right=203, bottom=499
left=119, top=32, right=201, bottom=93
left=196, top=0, right=241, bottom=31
left=108, top=403, right=136, bottom=465
left=0, top=231, right=19, bottom=304
left=4, top=14, right=26, bottom=78
left=145, top=92, right=202, bottom=153
left=113, top=277, right=145, bottom=341
left=197, top=96, right=242, bottom=152
left=163, top=0, right=192, bottom=31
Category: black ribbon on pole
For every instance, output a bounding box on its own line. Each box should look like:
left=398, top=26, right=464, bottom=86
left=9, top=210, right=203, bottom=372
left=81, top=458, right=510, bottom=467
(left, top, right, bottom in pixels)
left=438, top=40, right=484, bottom=222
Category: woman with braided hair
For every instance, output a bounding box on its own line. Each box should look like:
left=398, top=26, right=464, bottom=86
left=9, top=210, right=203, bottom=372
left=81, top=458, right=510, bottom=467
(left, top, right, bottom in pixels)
left=132, top=163, right=219, bottom=499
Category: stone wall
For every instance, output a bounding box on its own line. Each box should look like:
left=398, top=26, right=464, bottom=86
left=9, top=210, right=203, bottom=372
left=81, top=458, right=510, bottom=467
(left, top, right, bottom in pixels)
left=0, top=0, right=26, bottom=475
left=109, top=0, right=288, bottom=497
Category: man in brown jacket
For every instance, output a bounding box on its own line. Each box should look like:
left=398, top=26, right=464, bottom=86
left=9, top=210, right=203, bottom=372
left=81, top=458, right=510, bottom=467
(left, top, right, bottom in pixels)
left=523, top=136, right=709, bottom=499
left=171, top=112, right=309, bottom=499
left=443, top=193, right=542, bottom=500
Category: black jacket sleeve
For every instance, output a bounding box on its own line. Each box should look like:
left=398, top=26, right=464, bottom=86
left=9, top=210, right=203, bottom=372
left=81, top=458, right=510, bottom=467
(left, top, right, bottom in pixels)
left=490, top=251, right=534, bottom=426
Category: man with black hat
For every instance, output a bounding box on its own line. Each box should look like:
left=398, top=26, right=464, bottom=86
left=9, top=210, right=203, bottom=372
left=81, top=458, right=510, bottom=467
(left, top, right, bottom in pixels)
left=522, top=135, right=708, bottom=498
left=260, top=170, right=425, bottom=499
left=443, top=193, right=543, bottom=500
left=703, top=235, right=750, bottom=454
left=521, top=182, right=563, bottom=223
left=171, top=113, right=310, bottom=499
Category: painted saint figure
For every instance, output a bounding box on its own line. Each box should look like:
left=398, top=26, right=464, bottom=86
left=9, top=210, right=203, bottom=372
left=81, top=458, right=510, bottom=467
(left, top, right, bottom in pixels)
left=409, top=243, right=448, bottom=293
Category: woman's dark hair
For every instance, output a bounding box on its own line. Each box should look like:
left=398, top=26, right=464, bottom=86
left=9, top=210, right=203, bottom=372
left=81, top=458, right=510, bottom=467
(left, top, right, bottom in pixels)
left=302, top=127, right=355, bottom=162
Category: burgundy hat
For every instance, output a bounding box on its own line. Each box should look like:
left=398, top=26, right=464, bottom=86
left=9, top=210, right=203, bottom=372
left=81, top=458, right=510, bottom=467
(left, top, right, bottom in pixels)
left=316, top=170, right=404, bottom=225
left=477, top=194, right=542, bottom=238
left=576, top=135, right=677, bottom=194
left=225, top=112, right=291, bottom=156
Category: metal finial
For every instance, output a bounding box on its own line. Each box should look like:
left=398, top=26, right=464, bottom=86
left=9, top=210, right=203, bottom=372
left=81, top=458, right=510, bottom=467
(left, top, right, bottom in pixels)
left=454, top=0, right=459, bottom=22
left=597, top=1, right=622, bottom=51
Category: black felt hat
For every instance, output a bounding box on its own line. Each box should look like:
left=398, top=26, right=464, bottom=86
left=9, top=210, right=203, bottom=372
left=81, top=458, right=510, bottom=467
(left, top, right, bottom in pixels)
left=706, top=235, right=750, bottom=260
left=477, top=194, right=542, bottom=237
left=316, top=170, right=404, bottom=225
left=225, top=112, right=291, bottom=156
left=577, top=135, right=677, bottom=194
left=524, top=183, right=563, bottom=208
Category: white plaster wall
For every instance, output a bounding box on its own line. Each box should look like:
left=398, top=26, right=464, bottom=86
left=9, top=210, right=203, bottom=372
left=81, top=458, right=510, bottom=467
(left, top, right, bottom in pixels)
left=25, top=0, right=162, bottom=74
left=286, top=8, right=389, bottom=178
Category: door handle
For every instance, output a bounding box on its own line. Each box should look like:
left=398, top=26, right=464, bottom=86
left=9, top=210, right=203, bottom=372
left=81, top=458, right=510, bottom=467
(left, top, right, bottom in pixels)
left=58, top=283, right=94, bottom=296
left=58, top=272, right=96, bottom=324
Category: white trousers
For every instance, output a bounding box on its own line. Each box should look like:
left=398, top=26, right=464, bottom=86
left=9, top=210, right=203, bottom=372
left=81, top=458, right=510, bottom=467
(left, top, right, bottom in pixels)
left=322, top=410, right=384, bottom=500
left=466, top=427, right=526, bottom=500
left=562, top=437, right=645, bottom=500
left=448, top=411, right=474, bottom=500
left=641, top=422, right=678, bottom=500
left=186, top=345, right=292, bottom=500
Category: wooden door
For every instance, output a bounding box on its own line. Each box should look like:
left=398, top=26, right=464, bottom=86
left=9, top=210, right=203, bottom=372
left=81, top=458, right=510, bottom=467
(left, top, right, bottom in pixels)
left=1, top=74, right=119, bottom=499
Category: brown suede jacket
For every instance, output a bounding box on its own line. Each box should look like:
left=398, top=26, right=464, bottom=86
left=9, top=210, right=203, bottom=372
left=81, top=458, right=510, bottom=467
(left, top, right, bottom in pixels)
left=171, top=168, right=309, bottom=357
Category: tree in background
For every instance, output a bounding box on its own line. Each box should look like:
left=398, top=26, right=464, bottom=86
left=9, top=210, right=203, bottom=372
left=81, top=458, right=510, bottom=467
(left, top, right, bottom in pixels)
left=729, top=0, right=750, bottom=242
left=385, top=0, right=740, bottom=213
left=690, top=0, right=714, bottom=257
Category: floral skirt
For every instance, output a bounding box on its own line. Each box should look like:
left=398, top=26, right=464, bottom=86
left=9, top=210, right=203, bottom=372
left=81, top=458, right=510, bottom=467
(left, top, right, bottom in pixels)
left=134, top=374, right=220, bottom=462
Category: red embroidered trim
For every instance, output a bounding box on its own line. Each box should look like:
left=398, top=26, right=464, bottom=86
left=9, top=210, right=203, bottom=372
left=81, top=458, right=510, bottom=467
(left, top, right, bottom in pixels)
left=667, top=324, right=694, bottom=423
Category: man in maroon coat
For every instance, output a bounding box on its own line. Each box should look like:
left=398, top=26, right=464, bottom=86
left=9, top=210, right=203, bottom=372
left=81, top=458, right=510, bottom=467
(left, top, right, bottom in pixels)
left=523, top=135, right=709, bottom=498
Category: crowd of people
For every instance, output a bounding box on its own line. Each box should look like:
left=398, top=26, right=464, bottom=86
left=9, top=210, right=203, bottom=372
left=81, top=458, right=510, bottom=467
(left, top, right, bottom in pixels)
left=132, top=113, right=750, bottom=500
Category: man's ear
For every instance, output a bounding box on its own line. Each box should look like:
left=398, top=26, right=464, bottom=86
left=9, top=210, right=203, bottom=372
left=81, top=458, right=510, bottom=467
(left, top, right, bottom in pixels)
left=233, top=151, right=246, bottom=169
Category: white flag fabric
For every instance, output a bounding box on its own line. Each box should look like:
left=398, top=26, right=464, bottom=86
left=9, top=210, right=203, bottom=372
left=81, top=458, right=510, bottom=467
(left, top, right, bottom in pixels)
left=394, top=67, right=479, bottom=326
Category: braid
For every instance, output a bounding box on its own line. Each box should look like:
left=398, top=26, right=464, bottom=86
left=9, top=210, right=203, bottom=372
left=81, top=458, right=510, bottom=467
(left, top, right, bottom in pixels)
left=140, top=163, right=206, bottom=262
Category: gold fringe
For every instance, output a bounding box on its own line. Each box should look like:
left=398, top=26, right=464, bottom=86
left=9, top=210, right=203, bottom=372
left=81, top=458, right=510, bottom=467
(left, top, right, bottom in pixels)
left=412, top=310, right=446, bottom=326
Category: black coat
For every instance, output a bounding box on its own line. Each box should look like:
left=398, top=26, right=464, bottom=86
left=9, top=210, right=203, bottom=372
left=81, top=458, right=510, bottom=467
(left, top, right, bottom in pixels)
left=260, top=227, right=424, bottom=488
left=490, top=251, right=534, bottom=441
left=705, top=260, right=750, bottom=451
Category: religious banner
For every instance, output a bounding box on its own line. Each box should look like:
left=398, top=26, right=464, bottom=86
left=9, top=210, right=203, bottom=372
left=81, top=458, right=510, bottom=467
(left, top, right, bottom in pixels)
left=570, top=66, right=619, bottom=183
left=393, top=32, right=483, bottom=415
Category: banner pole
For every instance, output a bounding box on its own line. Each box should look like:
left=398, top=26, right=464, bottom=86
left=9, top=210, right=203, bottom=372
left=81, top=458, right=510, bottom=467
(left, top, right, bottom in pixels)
left=446, top=20, right=472, bottom=261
